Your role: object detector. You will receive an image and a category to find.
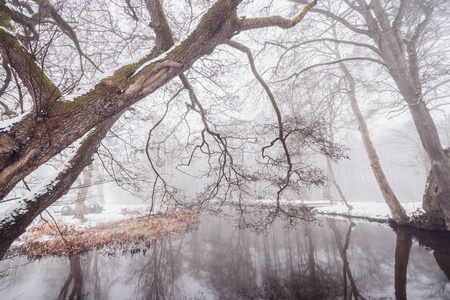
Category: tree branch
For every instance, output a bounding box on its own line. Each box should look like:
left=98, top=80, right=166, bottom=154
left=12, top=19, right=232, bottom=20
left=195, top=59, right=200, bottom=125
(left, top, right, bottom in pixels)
left=238, top=0, right=317, bottom=32
left=0, top=58, right=16, bottom=117
left=311, top=8, right=371, bottom=37
left=0, top=3, right=61, bottom=110
left=34, top=0, right=103, bottom=72
left=277, top=56, right=388, bottom=82
left=223, top=39, right=293, bottom=200
left=275, top=37, right=382, bottom=72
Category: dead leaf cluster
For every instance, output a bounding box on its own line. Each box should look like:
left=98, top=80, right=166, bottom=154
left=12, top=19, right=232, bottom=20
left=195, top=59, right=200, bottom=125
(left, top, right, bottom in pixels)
left=8, top=211, right=198, bottom=259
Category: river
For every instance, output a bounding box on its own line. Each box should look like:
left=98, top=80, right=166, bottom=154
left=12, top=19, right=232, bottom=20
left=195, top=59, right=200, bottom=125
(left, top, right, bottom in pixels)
left=0, top=214, right=449, bottom=299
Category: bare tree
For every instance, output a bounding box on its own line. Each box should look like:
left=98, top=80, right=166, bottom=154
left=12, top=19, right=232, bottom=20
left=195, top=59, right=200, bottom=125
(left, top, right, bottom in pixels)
left=0, top=0, right=326, bottom=257
left=280, top=0, right=450, bottom=229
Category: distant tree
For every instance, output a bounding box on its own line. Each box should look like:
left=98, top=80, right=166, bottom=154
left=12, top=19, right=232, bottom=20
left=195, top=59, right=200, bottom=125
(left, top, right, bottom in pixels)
left=283, top=0, right=450, bottom=229
left=73, top=163, right=93, bottom=221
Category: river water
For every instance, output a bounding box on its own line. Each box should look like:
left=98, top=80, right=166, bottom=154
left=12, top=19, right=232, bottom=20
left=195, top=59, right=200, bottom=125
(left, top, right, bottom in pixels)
left=0, top=214, right=449, bottom=299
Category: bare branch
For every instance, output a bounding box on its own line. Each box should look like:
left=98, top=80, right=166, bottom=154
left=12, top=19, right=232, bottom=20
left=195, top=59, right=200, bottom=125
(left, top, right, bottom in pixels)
left=35, top=0, right=103, bottom=72
left=275, top=38, right=382, bottom=73
left=276, top=56, right=387, bottom=83
left=125, top=0, right=139, bottom=21
left=238, top=0, right=317, bottom=32
left=0, top=59, right=16, bottom=117
left=311, top=8, right=371, bottom=37
left=145, top=87, right=184, bottom=211
left=223, top=39, right=293, bottom=200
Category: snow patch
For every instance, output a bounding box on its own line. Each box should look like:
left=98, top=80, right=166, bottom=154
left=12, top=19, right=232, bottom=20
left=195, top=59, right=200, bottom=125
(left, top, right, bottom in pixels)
left=314, top=201, right=422, bottom=222
left=0, top=132, right=89, bottom=226
left=63, top=50, right=150, bottom=102
left=0, top=113, right=26, bottom=132
left=132, top=41, right=182, bottom=77
left=0, top=26, right=16, bottom=37
left=5, top=3, right=33, bottom=18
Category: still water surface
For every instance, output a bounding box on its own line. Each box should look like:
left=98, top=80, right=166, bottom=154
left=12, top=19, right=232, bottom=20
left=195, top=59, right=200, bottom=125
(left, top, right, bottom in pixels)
left=0, top=214, right=449, bottom=299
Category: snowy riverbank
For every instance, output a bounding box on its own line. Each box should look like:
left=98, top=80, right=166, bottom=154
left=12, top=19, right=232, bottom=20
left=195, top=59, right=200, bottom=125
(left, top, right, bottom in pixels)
left=10, top=201, right=423, bottom=252
left=313, top=201, right=423, bottom=223
left=43, top=201, right=424, bottom=228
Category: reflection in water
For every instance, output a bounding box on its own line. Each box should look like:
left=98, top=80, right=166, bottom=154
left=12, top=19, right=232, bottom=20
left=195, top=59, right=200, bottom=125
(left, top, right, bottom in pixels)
left=58, top=255, right=84, bottom=300
left=1, top=215, right=450, bottom=299
left=394, top=229, right=412, bottom=300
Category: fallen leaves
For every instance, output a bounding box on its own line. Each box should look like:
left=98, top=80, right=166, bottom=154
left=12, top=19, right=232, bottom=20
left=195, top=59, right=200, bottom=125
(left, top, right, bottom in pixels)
left=8, top=211, right=198, bottom=259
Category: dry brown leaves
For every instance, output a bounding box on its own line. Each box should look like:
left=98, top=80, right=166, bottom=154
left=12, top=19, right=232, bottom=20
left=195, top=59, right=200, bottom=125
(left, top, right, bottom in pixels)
left=9, top=211, right=198, bottom=258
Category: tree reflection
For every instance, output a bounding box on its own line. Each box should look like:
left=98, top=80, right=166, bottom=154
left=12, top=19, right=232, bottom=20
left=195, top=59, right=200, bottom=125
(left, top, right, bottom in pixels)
left=187, top=216, right=344, bottom=299
left=58, top=255, right=84, bottom=300
left=328, top=219, right=366, bottom=300
left=127, top=236, right=184, bottom=299
left=394, top=225, right=450, bottom=281
left=394, top=228, right=412, bottom=300
left=2, top=215, right=450, bottom=299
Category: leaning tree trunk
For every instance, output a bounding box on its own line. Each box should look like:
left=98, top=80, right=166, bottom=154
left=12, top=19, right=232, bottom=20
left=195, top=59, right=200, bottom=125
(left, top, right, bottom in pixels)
left=393, top=84, right=450, bottom=230
left=325, top=106, right=352, bottom=210
left=0, top=114, right=120, bottom=259
left=339, top=62, right=409, bottom=224
left=358, top=0, right=450, bottom=229
left=326, top=155, right=353, bottom=210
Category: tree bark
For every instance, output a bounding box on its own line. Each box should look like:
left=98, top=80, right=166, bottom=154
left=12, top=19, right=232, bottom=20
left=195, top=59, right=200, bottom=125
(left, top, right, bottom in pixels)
left=422, top=164, right=447, bottom=230
left=0, top=113, right=120, bottom=259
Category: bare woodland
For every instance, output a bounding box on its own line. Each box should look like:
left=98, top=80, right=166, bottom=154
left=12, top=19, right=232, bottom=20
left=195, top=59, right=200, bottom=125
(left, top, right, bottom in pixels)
left=1, top=0, right=450, bottom=257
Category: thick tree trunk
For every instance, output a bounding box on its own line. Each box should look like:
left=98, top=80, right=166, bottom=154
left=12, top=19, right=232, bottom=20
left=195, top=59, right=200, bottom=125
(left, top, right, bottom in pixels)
left=421, top=158, right=448, bottom=230
left=389, top=79, right=450, bottom=229
left=409, top=102, right=450, bottom=230
left=0, top=0, right=241, bottom=201
left=0, top=114, right=119, bottom=259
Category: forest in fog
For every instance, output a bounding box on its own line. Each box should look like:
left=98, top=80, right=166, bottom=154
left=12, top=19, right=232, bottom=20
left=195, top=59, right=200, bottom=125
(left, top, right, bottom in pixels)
left=1, top=0, right=450, bottom=256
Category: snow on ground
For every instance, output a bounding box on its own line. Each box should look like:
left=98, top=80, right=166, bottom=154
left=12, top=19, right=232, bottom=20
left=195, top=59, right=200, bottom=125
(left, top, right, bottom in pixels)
left=313, top=201, right=423, bottom=222
left=23, top=201, right=424, bottom=228
left=11, top=204, right=154, bottom=247
left=10, top=200, right=422, bottom=248
left=43, top=204, right=152, bottom=229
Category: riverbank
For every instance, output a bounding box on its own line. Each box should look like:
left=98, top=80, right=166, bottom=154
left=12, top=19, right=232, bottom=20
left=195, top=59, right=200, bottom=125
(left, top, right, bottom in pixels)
left=313, top=201, right=422, bottom=223
left=5, top=201, right=422, bottom=258
left=7, top=206, right=198, bottom=258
